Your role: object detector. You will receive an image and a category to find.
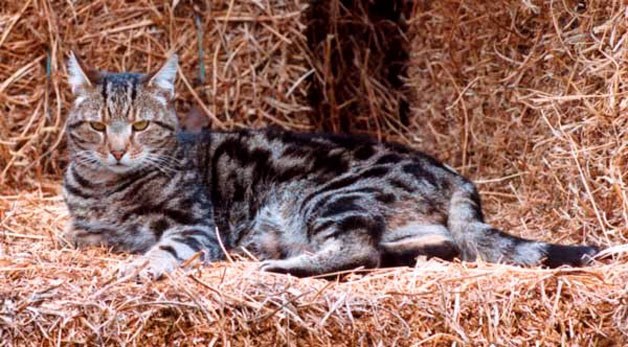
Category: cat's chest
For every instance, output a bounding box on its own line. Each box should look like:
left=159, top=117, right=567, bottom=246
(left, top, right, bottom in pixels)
left=67, top=175, right=170, bottom=223
left=68, top=191, right=130, bottom=223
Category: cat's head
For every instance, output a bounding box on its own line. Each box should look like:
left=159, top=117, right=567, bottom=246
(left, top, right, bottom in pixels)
left=65, top=53, right=179, bottom=174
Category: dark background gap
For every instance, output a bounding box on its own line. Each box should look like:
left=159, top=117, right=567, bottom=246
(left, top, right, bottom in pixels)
left=306, top=0, right=413, bottom=134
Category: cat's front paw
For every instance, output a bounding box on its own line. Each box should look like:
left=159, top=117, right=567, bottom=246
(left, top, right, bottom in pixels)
left=119, top=252, right=178, bottom=280
left=58, top=224, right=107, bottom=249
left=57, top=227, right=76, bottom=248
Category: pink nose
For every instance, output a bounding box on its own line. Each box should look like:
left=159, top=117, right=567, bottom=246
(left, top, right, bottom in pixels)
left=110, top=150, right=126, bottom=161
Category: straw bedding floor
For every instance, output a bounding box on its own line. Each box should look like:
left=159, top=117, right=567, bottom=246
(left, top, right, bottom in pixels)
left=1, top=190, right=626, bottom=345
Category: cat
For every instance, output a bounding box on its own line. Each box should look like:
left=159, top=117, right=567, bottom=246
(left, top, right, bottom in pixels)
left=61, top=53, right=600, bottom=279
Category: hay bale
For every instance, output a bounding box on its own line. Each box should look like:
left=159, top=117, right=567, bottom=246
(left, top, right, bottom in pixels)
left=0, top=0, right=311, bottom=189
left=0, top=0, right=627, bottom=344
left=406, top=0, right=627, bottom=248
left=1, top=193, right=626, bottom=344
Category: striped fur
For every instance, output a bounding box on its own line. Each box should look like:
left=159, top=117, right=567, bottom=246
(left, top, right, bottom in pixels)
left=62, top=54, right=600, bottom=278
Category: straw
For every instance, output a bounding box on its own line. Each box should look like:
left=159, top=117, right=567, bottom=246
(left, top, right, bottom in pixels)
left=1, top=0, right=626, bottom=344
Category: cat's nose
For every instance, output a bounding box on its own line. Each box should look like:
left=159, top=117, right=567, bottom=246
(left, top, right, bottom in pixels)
left=110, top=150, right=126, bottom=161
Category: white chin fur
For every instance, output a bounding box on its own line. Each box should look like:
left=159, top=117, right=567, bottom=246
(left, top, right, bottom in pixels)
left=107, top=164, right=135, bottom=174
left=104, top=155, right=147, bottom=174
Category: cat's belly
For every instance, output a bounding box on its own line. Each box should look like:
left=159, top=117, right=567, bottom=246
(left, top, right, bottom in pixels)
left=226, top=192, right=314, bottom=260
left=236, top=229, right=314, bottom=261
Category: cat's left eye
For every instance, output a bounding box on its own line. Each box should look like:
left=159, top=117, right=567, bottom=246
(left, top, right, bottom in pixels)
left=89, top=121, right=106, bottom=131
left=132, top=120, right=149, bottom=131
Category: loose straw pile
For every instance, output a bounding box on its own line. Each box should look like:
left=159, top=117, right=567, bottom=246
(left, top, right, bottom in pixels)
left=0, top=0, right=311, bottom=189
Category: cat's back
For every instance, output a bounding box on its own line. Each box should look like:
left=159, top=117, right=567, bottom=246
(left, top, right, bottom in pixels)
left=198, top=127, right=459, bottom=184
left=201, top=127, right=462, bottom=224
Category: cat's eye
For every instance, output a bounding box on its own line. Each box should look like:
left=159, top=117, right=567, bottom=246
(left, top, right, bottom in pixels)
left=89, top=121, right=106, bottom=131
left=132, top=120, right=149, bottom=131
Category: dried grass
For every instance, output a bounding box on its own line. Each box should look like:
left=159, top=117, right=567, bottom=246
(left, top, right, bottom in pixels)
left=406, top=0, right=627, bottom=248
left=1, top=0, right=627, bottom=345
left=0, top=0, right=311, bottom=189
left=1, top=193, right=627, bottom=345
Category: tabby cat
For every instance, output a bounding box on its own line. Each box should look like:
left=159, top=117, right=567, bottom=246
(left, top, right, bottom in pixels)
left=62, top=53, right=599, bottom=278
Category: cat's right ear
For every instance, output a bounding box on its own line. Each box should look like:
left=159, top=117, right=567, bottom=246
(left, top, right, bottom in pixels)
left=67, top=52, right=94, bottom=95
left=147, top=54, right=178, bottom=99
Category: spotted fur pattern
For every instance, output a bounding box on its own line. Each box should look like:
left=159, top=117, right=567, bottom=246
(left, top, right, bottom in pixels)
left=62, top=54, right=599, bottom=278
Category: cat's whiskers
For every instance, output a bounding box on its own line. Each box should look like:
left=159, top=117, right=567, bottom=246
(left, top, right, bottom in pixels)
left=144, top=154, right=178, bottom=174
left=149, top=153, right=180, bottom=167
left=152, top=153, right=180, bottom=165
left=73, top=151, right=101, bottom=168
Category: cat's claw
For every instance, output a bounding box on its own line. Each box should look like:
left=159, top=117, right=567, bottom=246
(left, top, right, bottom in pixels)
left=259, top=258, right=303, bottom=275
left=259, top=259, right=289, bottom=274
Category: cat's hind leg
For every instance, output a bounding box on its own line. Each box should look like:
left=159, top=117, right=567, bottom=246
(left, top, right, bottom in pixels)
left=260, top=231, right=380, bottom=277
left=379, top=223, right=459, bottom=267
left=258, top=189, right=386, bottom=277
left=448, top=179, right=599, bottom=266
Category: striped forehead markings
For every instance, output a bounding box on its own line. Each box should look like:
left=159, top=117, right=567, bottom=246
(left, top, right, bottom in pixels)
left=129, top=75, right=138, bottom=102
left=101, top=77, right=110, bottom=121
left=98, top=74, right=142, bottom=121
left=100, top=75, right=108, bottom=101
left=127, top=76, right=139, bottom=121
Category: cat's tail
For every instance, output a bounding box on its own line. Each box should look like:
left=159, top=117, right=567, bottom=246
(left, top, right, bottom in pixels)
left=447, top=179, right=599, bottom=267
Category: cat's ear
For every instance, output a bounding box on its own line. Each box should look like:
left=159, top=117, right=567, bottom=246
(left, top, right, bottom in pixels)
left=67, top=52, right=94, bottom=95
left=148, top=54, right=178, bottom=99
